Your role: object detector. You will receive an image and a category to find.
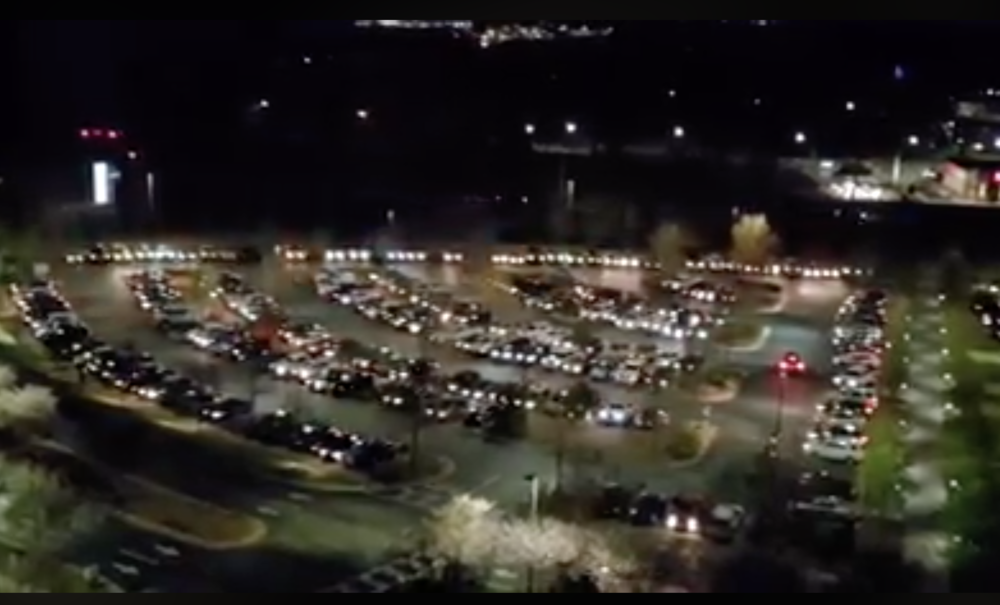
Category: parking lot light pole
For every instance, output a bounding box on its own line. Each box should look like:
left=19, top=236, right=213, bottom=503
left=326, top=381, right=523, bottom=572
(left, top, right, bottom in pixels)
left=525, top=474, right=541, bottom=593
left=772, top=373, right=788, bottom=439
left=409, top=356, right=433, bottom=475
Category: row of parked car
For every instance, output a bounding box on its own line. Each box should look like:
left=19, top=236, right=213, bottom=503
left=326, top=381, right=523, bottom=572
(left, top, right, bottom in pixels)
left=209, top=269, right=671, bottom=436
left=65, top=243, right=261, bottom=265
left=802, top=289, right=887, bottom=464
left=503, top=274, right=716, bottom=341
left=200, top=272, right=559, bottom=437
left=594, top=483, right=746, bottom=542
left=120, top=272, right=405, bottom=473
left=316, top=267, right=703, bottom=389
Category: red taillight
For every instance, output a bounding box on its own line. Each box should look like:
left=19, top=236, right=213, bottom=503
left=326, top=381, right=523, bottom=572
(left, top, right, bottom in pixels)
left=80, top=129, right=90, bottom=138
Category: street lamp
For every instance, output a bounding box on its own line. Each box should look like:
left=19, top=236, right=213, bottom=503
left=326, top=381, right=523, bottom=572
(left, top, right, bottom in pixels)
left=524, top=474, right=541, bottom=592
left=773, top=373, right=788, bottom=438
left=892, top=135, right=922, bottom=186
left=524, top=123, right=536, bottom=135
left=846, top=101, right=856, bottom=112
left=356, top=108, right=369, bottom=120
left=673, top=125, right=685, bottom=139
left=565, top=121, right=578, bottom=135
left=794, top=131, right=807, bottom=145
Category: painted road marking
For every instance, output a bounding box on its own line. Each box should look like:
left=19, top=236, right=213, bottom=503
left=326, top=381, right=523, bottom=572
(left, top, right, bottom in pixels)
left=153, top=543, right=181, bottom=557
left=256, top=506, right=280, bottom=517
left=287, top=492, right=313, bottom=503
left=119, top=549, right=159, bottom=566
left=111, top=562, right=141, bottom=576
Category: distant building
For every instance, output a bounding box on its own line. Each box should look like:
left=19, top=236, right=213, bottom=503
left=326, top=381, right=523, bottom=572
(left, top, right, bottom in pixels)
left=951, top=98, right=1000, bottom=156
left=939, top=156, right=1000, bottom=202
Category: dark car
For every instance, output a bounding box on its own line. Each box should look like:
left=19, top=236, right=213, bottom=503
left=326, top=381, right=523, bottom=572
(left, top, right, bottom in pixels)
left=594, top=484, right=635, bottom=521
left=631, top=492, right=669, bottom=526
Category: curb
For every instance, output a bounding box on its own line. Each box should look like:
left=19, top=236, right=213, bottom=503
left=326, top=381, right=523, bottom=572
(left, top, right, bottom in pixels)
left=695, top=383, right=740, bottom=404
left=31, top=440, right=268, bottom=551
left=279, top=456, right=457, bottom=495
left=714, top=326, right=772, bottom=352
left=665, top=424, right=719, bottom=470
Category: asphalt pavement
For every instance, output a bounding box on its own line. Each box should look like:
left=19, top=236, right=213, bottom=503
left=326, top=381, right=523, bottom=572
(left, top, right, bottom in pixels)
left=52, top=259, right=848, bottom=591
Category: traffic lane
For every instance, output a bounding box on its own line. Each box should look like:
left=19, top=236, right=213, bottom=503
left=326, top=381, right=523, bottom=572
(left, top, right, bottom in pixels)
left=727, top=315, right=832, bottom=376
left=780, top=279, right=850, bottom=321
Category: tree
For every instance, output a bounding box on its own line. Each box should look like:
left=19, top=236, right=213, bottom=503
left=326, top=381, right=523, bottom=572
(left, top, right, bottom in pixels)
left=569, top=325, right=600, bottom=351
left=548, top=198, right=575, bottom=244
left=649, top=223, right=691, bottom=276
left=428, top=495, right=636, bottom=592
left=729, top=214, right=778, bottom=266
left=0, top=459, right=105, bottom=556
left=428, top=495, right=504, bottom=567
left=941, top=249, right=971, bottom=299
left=561, top=382, right=600, bottom=419
left=0, top=368, right=57, bottom=437
left=577, top=199, right=624, bottom=248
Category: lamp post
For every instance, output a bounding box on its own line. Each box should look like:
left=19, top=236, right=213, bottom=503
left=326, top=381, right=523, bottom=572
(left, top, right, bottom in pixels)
left=524, top=474, right=541, bottom=592
left=891, top=135, right=921, bottom=186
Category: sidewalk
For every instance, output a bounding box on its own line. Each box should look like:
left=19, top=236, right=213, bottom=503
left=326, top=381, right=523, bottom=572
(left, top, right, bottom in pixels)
left=898, top=278, right=950, bottom=576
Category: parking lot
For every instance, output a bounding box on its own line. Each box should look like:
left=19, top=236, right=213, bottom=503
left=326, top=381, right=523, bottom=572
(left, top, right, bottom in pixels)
left=35, top=244, right=861, bottom=590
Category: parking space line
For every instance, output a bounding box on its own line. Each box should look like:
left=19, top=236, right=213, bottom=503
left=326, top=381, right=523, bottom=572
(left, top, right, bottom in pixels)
left=118, top=549, right=159, bottom=566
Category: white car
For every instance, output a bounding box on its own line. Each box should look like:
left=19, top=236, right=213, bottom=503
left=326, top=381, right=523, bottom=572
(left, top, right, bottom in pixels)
left=833, top=351, right=881, bottom=367
left=613, top=360, right=645, bottom=386
left=270, top=354, right=317, bottom=380
left=833, top=368, right=877, bottom=389
left=803, top=426, right=865, bottom=463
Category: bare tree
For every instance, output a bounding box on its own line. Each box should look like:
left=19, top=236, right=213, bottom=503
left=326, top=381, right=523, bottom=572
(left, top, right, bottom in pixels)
left=729, top=214, right=778, bottom=266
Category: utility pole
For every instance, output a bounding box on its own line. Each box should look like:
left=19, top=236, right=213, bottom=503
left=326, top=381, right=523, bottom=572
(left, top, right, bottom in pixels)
left=525, top=474, right=541, bottom=592
left=409, top=355, right=433, bottom=476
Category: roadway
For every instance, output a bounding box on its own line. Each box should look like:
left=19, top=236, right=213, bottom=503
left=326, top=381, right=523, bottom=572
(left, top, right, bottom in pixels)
left=53, top=260, right=848, bottom=590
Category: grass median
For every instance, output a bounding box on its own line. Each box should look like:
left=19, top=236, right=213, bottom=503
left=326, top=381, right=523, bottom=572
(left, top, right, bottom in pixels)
left=527, top=415, right=716, bottom=468
left=712, top=318, right=766, bottom=349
